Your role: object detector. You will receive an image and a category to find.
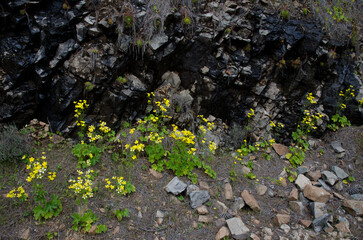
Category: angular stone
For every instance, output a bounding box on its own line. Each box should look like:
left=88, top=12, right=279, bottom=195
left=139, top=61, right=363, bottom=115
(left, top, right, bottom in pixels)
left=226, top=217, right=250, bottom=240
left=214, top=200, right=228, bottom=213
left=303, top=185, right=331, bottom=203
left=149, top=169, right=163, bottom=179
left=198, top=215, right=213, bottom=223
left=256, top=184, right=267, bottom=196
left=335, top=218, right=350, bottom=233
left=224, top=183, right=233, bottom=200
left=334, top=181, right=344, bottom=191
left=295, top=174, right=312, bottom=190
left=317, top=179, right=332, bottom=191
left=351, top=194, right=363, bottom=200
left=215, top=226, right=230, bottom=240
left=199, top=181, right=210, bottom=190
left=288, top=188, right=299, bottom=201
left=149, top=33, right=168, bottom=50
left=165, top=177, right=187, bottom=195
left=299, top=219, right=312, bottom=228
left=321, top=171, right=338, bottom=186
left=272, top=143, right=290, bottom=156
left=241, top=190, right=260, bottom=211
left=186, top=184, right=199, bottom=196
left=323, top=223, right=334, bottom=233
left=296, top=166, right=310, bottom=175
left=306, top=170, right=321, bottom=181
left=331, top=166, right=349, bottom=180
left=231, top=197, right=245, bottom=212
left=331, top=141, right=345, bottom=153
left=190, top=190, right=210, bottom=209
left=289, top=201, right=305, bottom=215
left=342, top=200, right=363, bottom=216
left=310, top=202, right=327, bottom=218
left=273, top=214, right=291, bottom=226
left=312, top=214, right=330, bottom=232
left=197, top=205, right=209, bottom=215
left=215, top=218, right=227, bottom=228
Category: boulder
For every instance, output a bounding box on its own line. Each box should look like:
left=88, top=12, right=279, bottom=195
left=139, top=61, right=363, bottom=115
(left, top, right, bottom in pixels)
left=303, top=185, right=331, bottom=203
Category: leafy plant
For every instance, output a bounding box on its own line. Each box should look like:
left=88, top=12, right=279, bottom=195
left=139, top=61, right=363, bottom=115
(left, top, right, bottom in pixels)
left=96, top=224, right=107, bottom=233
left=72, top=143, right=103, bottom=168
left=327, top=86, right=355, bottom=131
left=281, top=10, right=289, bottom=19
left=71, top=210, right=98, bottom=232
left=33, top=194, right=62, bottom=221
left=244, top=172, right=256, bottom=180
left=286, top=147, right=305, bottom=168
left=114, top=208, right=130, bottom=221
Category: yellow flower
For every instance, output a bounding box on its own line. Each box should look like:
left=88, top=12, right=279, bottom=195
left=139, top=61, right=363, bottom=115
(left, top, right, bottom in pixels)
left=247, top=108, right=255, bottom=118
left=129, top=128, right=135, bottom=134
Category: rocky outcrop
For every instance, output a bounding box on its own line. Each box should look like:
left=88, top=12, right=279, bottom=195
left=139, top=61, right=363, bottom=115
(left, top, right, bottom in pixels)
left=0, top=0, right=361, bottom=137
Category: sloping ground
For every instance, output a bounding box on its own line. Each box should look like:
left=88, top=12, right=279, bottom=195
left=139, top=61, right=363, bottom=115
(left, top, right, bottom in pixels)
left=0, top=125, right=362, bottom=240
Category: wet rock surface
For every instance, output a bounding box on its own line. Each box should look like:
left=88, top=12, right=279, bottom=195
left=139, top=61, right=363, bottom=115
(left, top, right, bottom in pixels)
left=0, top=0, right=361, bottom=136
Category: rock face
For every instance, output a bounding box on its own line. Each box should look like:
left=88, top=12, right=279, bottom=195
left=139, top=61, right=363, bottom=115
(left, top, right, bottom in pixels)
left=0, top=0, right=361, bottom=135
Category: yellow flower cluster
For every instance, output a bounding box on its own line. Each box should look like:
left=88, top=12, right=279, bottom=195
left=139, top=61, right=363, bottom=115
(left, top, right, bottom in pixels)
left=270, top=121, right=284, bottom=128
left=209, top=141, right=217, bottom=153
left=104, top=178, right=115, bottom=190
left=302, top=110, right=324, bottom=131
left=187, top=148, right=197, bottom=155
left=7, top=186, right=28, bottom=200
left=48, top=171, right=56, bottom=181
left=170, top=125, right=195, bottom=145
left=99, top=121, right=111, bottom=133
left=199, top=125, right=206, bottom=134
left=105, top=176, right=130, bottom=195
left=129, top=128, right=135, bottom=134
left=306, top=92, right=317, bottom=104
left=359, top=98, right=363, bottom=106
left=74, top=100, right=89, bottom=127
left=198, top=115, right=215, bottom=131
left=147, top=132, right=164, bottom=144
left=68, top=170, right=94, bottom=200
left=339, top=85, right=355, bottom=98
left=155, top=99, right=169, bottom=113
left=129, top=140, right=145, bottom=152
left=26, top=154, right=48, bottom=182
left=247, top=108, right=255, bottom=118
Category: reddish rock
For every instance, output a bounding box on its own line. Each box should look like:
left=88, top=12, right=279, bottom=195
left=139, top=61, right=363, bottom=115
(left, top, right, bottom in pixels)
left=199, top=215, right=213, bottom=223
left=199, top=181, right=210, bottom=190
left=197, top=205, right=209, bottom=215
left=306, top=170, right=322, bottom=181
left=273, top=214, right=291, bottom=226
left=272, top=143, right=290, bottom=156
left=299, top=219, right=312, bottom=228
left=342, top=200, right=363, bottom=216
left=215, top=226, right=230, bottom=240
left=149, top=169, right=163, bottom=179
left=241, top=190, right=260, bottom=212
left=288, top=188, right=299, bottom=201
left=224, top=183, right=233, bottom=200
left=303, top=185, right=331, bottom=203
